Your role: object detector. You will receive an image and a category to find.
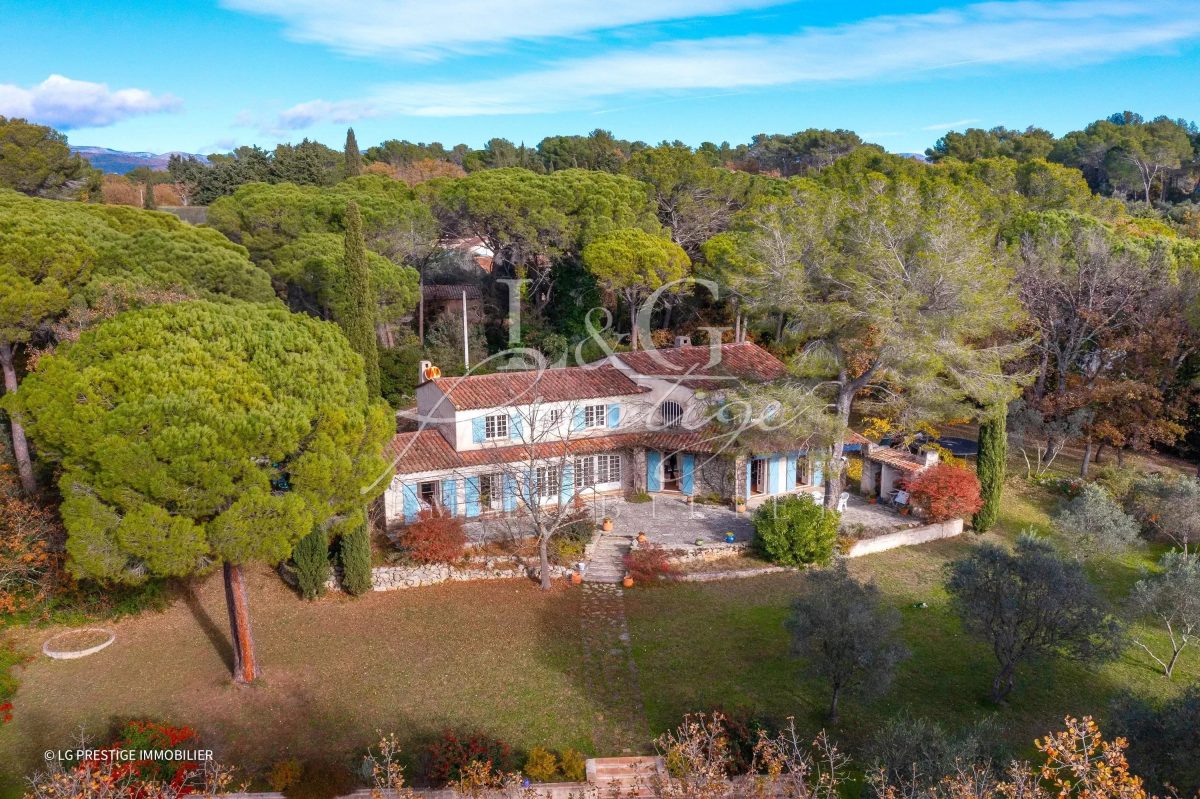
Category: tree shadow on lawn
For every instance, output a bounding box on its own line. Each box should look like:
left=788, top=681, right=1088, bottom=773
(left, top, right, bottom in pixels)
left=183, top=581, right=234, bottom=674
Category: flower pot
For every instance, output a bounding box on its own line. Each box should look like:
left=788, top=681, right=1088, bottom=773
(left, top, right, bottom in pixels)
left=735, top=502, right=746, bottom=513
left=694, top=537, right=705, bottom=547
left=601, top=518, right=613, bottom=532
left=622, top=575, right=634, bottom=588
left=636, top=532, right=648, bottom=545
left=724, top=533, right=736, bottom=544
left=571, top=571, right=583, bottom=585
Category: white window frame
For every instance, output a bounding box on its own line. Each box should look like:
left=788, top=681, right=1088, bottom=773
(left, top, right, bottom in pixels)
left=544, top=408, right=565, bottom=428
left=484, top=412, right=509, bottom=440
left=574, top=456, right=596, bottom=488
left=598, top=453, right=622, bottom=484
left=583, top=403, right=607, bottom=428
left=479, top=472, right=504, bottom=510
left=534, top=466, right=560, bottom=499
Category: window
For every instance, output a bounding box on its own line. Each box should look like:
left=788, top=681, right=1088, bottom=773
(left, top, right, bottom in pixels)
left=574, top=454, right=622, bottom=488
left=598, top=453, right=621, bottom=484
left=484, top=412, right=508, bottom=440
left=795, top=456, right=810, bottom=486
left=479, top=473, right=503, bottom=510
left=584, top=404, right=608, bottom=428
left=544, top=408, right=565, bottom=427
left=534, top=466, right=560, bottom=499
left=658, top=401, right=684, bottom=429
left=418, top=480, right=441, bottom=509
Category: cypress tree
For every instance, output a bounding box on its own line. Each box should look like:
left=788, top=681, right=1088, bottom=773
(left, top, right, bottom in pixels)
left=340, top=521, right=373, bottom=595
left=344, top=128, right=362, bottom=177
left=143, top=180, right=156, bottom=210
left=973, top=408, right=1007, bottom=533
left=293, top=525, right=331, bottom=599
left=340, top=200, right=380, bottom=396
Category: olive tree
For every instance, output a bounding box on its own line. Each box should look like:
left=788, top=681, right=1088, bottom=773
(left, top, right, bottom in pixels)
left=786, top=562, right=909, bottom=723
left=1052, top=483, right=1141, bottom=559
left=1128, top=551, right=1200, bottom=678
left=5, top=301, right=393, bottom=682
left=946, top=535, right=1123, bottom=703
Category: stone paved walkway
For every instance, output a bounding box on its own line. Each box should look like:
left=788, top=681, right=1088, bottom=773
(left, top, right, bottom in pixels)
left=578, top=583, right=650, bottom=756
left=585, top=533, right=632, bottom=583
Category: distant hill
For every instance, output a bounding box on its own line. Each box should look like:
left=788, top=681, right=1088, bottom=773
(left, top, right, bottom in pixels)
left=71, top=146, right=209, bottom=174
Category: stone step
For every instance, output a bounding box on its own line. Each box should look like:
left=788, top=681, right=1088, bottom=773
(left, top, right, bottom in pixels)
left=587, top=756, right=665, bottom=797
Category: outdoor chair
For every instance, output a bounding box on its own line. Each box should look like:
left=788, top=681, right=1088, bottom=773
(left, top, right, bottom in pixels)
left=836, top=491, right=849, bottom=512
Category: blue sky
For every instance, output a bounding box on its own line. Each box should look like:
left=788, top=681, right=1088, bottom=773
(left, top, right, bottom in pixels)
left=2, top=0, right=1199, bottom=155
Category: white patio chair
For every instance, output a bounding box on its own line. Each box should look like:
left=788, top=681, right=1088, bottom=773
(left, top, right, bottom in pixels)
left=836, top=491, right=849, bottom=512
left=893, top=489, right=910, bottom=507
left=811, top=490, right=823, bottom=504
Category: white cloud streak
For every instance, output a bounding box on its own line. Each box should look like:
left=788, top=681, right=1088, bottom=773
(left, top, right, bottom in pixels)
left=0, top=75, right=180, bottom=129
left=222, top=0, right=788, bottom=60
left=269, top=0, right=1200, bottom=128
left=922, top=118, right=981, bottom=130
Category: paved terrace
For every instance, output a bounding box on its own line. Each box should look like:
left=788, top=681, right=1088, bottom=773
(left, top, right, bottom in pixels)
left=466, top=491, right=908, bottom=546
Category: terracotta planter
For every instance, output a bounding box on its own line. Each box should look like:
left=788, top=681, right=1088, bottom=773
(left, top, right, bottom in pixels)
left=571, top=571, right=583, bottom=585
left=622, top=575, right=634, bottom=589
left=601, top=518, right=613, bottom=532
left=735, top=503, right=747, bottom=513
left=636, top=532, right=648, bottom=544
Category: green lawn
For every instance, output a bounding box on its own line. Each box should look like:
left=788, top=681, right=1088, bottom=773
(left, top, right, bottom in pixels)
left=624, top=478, right=1199, bottom=757
left=1, top=472, right=1196, bottom=794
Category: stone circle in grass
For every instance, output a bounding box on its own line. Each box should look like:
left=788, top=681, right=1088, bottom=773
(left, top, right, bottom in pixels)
left=42, top=628, right=116, bottom=660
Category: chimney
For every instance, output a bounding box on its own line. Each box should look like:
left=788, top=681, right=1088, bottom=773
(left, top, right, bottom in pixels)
left=418, top=359, right=441, bottom=385
left=674, top=335, right=692, bottom=348
left=920, top=448, right=939, bottom=467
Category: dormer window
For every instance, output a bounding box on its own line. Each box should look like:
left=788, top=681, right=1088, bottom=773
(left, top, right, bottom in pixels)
left=484, top=413, right=509, bottom=440
left=583, top=404, right=607, bottom=428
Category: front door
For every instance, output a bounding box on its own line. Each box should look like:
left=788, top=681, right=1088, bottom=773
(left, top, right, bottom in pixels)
left=750, top=459, right=767, bottom=495
left=663, top=453, right=680, bottom=491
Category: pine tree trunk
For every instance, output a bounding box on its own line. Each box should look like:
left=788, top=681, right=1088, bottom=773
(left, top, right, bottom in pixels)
left=539, top=535, right=552, bottom=591
left=974, top=410, right=1006, bottom=533
left=224, top=562, right=259, bottom=683
left=0, top=342, right=36, bottom=495
left=824, top=389, right=853, bottom=509
left=828, top=685, right=841, bottom=724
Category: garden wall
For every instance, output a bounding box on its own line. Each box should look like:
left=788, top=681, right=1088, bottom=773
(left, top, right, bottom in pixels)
left=844, top=518, right=963, bottom=558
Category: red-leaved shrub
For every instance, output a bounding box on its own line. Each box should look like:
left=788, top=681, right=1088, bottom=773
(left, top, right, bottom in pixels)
left=622, top=544, right=680, bottom=582
left=400, top=509, right=467, bottom=564
left=423, top=729, right=514, bottom=786
left=908, top=463, right=983, bottom=522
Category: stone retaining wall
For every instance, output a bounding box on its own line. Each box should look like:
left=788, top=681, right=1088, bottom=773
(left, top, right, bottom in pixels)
left=306, top=559, right=572, bottom=593
left=844, top=518, right=964, bottom=557
left=663, top=541, right=749, bottom=563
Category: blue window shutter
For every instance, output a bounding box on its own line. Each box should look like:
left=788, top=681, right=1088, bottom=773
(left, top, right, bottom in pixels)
left=745, top=460, right=752, bottom=500
left=442, top=479, right=458, bottom=515
left=607, top=404, right=620, bottom=428
left=786, top=453, right=797, bottom=491
left=465, top=476, right=481, bottom=517
left=471, top=416, right=485, bottom=443
left=503, top=474, right=517, bottom=512
left=681, top=453, right=695, bottom=496
left=509, top=409, right=523, bottom=441
left=767, top=455, right=780, bottom=494
left=559, top=463, right=574, bottom=504
left=402, top=483, right=419, bottom=522
left=571, top=407, right=585, bottom=432
left=646, top=450, right=662, bottom=492
left=813, top=461, right=825, bottom=486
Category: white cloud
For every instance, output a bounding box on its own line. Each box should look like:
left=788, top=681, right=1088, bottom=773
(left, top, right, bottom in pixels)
left=222, top=0, right=787, bottom=60
left=270, top=0, right=1200, bottom=127
left=922, top=118, right=981, bottom=131
left=0, top=75, right=180, bottom=129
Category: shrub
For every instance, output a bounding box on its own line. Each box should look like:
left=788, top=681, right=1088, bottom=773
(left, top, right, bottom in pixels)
left=399, top=509, right=467, bottom=564
left=973, top=412, right=1006, bottom=533
left=627, top=491, right=653, bottom=503
left=908, top=464, right=983, bottom=522
left=339, top=520, right=373, bottom=595
left=622, top=544, right=679, bottom=582
left=423, top=729, right=514, bottom=786
left=551, top=511, right=595, bottom=566
left=292, top=526, right=330, bottom=600
left=1053, top=483, right=1140, bottom=558
left=1110, top=684, right=1200, bottom=795
left=523, top=746, right=559, bottom=782
left=109, top=720, right=204, bottom=784
left=269, top=759, right=303, bottom=791
left=558, top=748, right=586, bottom=782
left=752, top=495, right=839, bottom=566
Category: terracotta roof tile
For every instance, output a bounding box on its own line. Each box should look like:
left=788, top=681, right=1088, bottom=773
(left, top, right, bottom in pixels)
left=385, top=430, right=462, bottom=473
left=422, top=284, right=482, bottom=301
left=867, top=447, right=928, bottom=473
left=614, top=342, right=787, bottom=386
left=427, top=365, right=647, bottom=411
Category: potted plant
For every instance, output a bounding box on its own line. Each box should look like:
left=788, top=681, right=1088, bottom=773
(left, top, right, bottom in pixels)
left=636, top=531, right=648, bottom=545
left=622, top=573, right=634, bottom=588
left=694, top=537, right=705, bottom=547
left=570, top=570, right=583, bottom=585
left=684, top=494, right=694, bottom=505
left=723, top=531, right=736, bottom=544
left=601, top=517, right=613, bottom=532
left=735, top=499, right=747, bottom=513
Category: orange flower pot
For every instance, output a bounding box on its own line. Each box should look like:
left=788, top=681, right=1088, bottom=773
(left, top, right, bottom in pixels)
left=622, top=575, right=634, bottom=588
left=601, top=518, right=614, bottom=532
left=636, top=532, right=648, bottom=544
left=571, top=571, right=583, bottom=585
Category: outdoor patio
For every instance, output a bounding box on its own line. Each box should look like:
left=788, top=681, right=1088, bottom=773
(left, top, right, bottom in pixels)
left=464, top=490, right=910, bottom=548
